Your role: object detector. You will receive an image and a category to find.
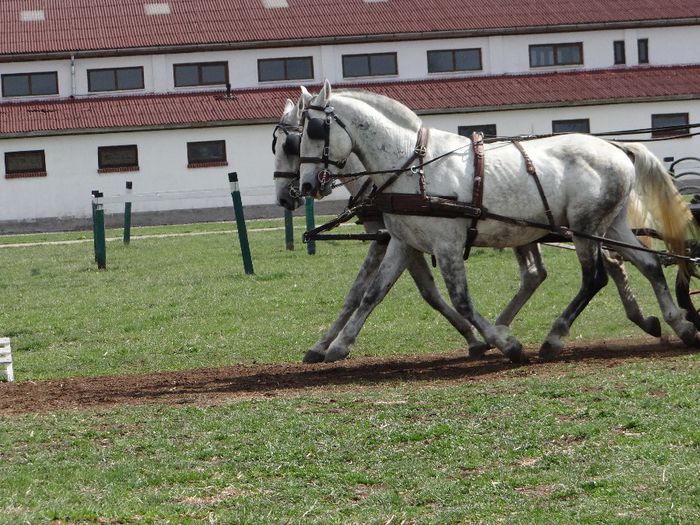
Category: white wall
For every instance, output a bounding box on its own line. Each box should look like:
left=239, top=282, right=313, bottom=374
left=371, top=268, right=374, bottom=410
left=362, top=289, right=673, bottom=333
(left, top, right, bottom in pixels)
left=2, top=25, right=698, bottom=101
left=2, top=99, right=697, bottom=223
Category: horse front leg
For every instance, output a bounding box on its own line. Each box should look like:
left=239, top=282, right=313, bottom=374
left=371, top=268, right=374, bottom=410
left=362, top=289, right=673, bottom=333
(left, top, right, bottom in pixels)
left=540, top=238, right=609, bottom=360
left=435, top=249, right=527, bottom=363
left=405, top=250, right=489, bottom=357
left=324, top=238, right=412, bottom=362
left=304, top=238, right=388, bottom=363
left=495, top=243, right=548, bottom=326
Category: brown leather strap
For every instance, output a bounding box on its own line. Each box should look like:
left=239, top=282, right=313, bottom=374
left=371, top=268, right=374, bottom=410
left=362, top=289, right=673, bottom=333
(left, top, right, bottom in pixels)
left=372, top=127, right=430, bottom=197
left=464, top=131, right=485, bottom=259
left=511, top=140, right=556, bottom=231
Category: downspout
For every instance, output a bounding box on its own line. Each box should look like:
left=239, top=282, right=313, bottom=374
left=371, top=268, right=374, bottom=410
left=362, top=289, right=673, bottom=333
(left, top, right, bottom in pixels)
left=70, top=54, right=75, bottom=98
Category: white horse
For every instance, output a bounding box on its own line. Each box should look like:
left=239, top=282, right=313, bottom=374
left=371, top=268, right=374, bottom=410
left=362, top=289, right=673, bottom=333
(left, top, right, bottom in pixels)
left=297, top=80, right=698, bottom=362
left=275, top=92, right=665, bottom=362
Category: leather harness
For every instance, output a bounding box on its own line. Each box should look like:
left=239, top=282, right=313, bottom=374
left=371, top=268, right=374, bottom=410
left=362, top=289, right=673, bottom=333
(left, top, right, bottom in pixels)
left=370, top=129, right=557, bottom=259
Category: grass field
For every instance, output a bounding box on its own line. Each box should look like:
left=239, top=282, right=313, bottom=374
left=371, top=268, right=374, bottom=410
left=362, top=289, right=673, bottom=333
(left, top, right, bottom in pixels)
left=1, top=218, right=699, bottom=523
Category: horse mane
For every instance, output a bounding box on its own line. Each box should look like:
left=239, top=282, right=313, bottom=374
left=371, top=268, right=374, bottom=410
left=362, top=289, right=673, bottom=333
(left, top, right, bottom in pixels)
left=334, top=89, right=422, bottom=130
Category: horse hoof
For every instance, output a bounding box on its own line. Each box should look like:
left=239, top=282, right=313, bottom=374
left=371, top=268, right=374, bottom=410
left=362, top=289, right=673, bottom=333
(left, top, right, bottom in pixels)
left=324, top=346, right=350, bottom=363
left=677, top=321, right=700, bottom=348
left=539, top=340, right=563, bottom=361
left=644, top=316, right=662, bottom=338
left=503, top=337, right=525, bottom=363
left=303, top=350, right=326, bottom=363
left=468, top=342, right=491, bottom=358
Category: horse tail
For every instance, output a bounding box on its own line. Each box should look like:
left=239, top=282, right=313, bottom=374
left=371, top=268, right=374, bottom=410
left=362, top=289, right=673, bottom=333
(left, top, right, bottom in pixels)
left=614, top=141, right=698, bottom=281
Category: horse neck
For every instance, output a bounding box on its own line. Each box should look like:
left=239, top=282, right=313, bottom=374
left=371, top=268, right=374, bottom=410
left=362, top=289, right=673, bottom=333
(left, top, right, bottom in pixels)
left=339, top=155, right=369, bottom=197
left=334, top=96, right=421, bottom=176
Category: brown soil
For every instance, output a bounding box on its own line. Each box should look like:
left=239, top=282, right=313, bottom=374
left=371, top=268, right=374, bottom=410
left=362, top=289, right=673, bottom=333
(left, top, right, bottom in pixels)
left=0, top=337, right=695, bottom=416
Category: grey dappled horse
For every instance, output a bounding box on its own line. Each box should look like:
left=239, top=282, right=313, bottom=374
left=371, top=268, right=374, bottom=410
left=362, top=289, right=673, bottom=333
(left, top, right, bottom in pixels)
left=297, top=81, right=698, bottom=362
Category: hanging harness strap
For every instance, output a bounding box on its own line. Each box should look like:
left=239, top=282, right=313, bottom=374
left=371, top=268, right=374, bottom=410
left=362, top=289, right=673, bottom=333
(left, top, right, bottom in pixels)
left=511, top=140, right=557, bottom=232
left=464, top=132, right=485, bottom=259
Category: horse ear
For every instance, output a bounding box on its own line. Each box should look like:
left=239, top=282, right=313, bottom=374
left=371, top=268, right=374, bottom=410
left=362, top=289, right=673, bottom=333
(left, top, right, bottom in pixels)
left=298, top=86, right=313, bottom=110
left=283, top=98, right=295, bottom=114
left=322, top=79, right=332, bottom=101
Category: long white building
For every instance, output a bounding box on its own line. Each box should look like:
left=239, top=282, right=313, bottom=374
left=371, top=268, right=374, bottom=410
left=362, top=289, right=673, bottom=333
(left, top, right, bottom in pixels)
left=1, top=0, right=699, bottom=231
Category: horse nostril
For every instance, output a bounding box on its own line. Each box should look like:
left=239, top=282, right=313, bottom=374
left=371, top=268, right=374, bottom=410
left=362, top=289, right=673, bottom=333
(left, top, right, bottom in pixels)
left=301, top=182, right=314, bottom=196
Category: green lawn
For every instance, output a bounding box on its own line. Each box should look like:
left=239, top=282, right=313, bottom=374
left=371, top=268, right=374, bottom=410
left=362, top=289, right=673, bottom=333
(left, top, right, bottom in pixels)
left=1, top=219, right=698, bottom=524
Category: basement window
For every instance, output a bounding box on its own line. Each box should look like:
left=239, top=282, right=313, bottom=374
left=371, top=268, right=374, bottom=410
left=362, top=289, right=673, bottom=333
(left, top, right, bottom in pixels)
left=88, top=67, right=144, bottom=92
left=529, top=43, right=583, bottom=67
left=5, top=150, right=47, bottom=179
left=187, top=140, right=228, bottom=168
left=174, top=62, right=228, bottom=87
left=651, top=113, right=689, bottom=138
left=458, top=124, right=497, bottom=138
left=552, top=119, right=590, bottom=133
left=98, top=145, right=140, bottom=173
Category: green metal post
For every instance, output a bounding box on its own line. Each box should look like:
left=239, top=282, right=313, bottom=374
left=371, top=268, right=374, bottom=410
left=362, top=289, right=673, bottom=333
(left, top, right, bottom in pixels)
left=91, top=191, right=98, bottom=262
left=92, top=191, right=107, bottom=269
left=228, top=172, right=255, bottom=275
left=123, top=181, right=133, bottom=245
left=284, top=208, right=294, bottom=251
left=305, top=197, right=316, bottom=255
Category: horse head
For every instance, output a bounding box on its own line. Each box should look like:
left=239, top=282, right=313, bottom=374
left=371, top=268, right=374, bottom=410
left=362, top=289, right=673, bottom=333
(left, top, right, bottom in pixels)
left=299, top=80, right=354, bottom=198
left=272, top=98, right=305, bottom=210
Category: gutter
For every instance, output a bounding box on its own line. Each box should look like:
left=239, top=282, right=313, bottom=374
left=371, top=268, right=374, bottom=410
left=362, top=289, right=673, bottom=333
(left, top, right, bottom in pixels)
left=0, top=18, right=698, bottom=63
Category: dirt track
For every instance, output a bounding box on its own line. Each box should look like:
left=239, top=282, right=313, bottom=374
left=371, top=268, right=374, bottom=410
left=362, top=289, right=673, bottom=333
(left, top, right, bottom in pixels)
left=0, top=338, right=695, bottom=415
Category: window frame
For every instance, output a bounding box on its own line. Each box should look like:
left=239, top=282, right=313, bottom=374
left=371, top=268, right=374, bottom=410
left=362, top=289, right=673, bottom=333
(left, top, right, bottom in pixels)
left=552, top=119, right=591, bottom=134
left=97, top=145, right=140, bottom=173
left=1, top=71, right=59, bottom=97
left=257, top=56, right=314, bottom=82
left=4, top=150, right=47, bottom=179
left=88, top=67, right=145, bottom=93
left=427, top=48, right=482, bottom=73
left=651, top=113, right=690, bottom=138
left=638, top=38, right=649, bottom=64
left=529, top=43, right=583, bottom=68
left=173, top=62, right=229, bottom=88
left=613, top=40, right=626, bottom=65
left=341, top=52, right=398, bottom=78
left=186, top=140, right=228, bottom=168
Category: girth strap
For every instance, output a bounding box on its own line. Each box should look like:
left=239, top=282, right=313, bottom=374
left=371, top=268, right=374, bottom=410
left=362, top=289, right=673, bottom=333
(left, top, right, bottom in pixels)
left=464, top=132, right=485, bottom=259
left=511, top=140, right=557, bottom=231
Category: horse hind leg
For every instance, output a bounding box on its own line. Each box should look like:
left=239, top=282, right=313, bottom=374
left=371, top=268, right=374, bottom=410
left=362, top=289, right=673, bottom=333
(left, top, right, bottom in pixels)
left=606, top=218, right=700, bottom=347
left=602, top=250, right=662, bottom=337
left=540, top=238, right=609, bottom=360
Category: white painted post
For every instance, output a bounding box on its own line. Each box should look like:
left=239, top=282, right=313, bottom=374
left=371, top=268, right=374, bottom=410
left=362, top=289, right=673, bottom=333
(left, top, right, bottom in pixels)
left=0, top=337, right=13, bottom=382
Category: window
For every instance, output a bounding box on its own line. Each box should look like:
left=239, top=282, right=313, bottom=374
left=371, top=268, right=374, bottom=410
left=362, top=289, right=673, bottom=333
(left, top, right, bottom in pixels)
left=529, top=43, right=583, bottom=67
left=2, top=72, right=58, bottom=97
left=427, top=49, right=482, bottom=73
left=174, top=62, right=228, bottom=87
left=88, top=67, right=144, bottom=92
left=552, top=119, right=590, bottom=133
left=613, top=41, right=626, bottom=65
left=342, top=53, right=397, bottom=78
left=258, top=57, right=313, bottom=82
left=638, top=38, right=649, bottom=64
left=4, top=150, right=46, bottom=179
left=458, top=124, right=497, bottom=138
left=187, top=140, right=227, bottom=168
left=98, top=145, right=139, bottom=173
left=651, top=113, right=689, bottom=138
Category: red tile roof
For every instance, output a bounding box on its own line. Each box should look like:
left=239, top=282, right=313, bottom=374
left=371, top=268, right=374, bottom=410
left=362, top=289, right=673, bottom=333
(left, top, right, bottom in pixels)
left=1, top=66, right=699, bottom=137
left=1, top=0, right=699, bottom=57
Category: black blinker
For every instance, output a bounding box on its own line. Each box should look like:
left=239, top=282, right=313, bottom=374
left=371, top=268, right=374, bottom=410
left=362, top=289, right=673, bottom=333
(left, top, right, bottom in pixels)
left=283, top=133, right=301, bottom=156
left=306, top=118, right=327, bottom=140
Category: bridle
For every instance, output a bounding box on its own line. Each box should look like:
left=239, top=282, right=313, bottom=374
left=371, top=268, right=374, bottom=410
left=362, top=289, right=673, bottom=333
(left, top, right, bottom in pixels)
left=272, top=122, right=304, bottom=198
left=299, top=104, right=354, bottom=187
